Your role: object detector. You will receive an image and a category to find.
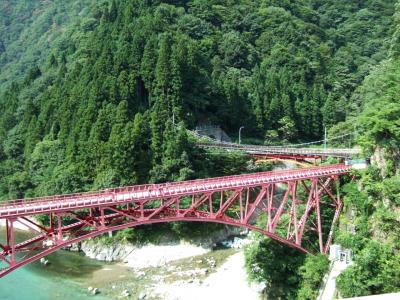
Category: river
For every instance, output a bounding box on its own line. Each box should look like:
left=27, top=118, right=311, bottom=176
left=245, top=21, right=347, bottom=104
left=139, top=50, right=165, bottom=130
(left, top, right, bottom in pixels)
left=0, top=228, right=258, bottom=300
left=0, top=229, right=109, bottom=300
left=0, top=162, right=286, bottom=299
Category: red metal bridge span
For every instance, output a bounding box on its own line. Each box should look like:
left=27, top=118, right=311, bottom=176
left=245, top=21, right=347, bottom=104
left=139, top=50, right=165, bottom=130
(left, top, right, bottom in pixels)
left=197, top=141, right=361, bottom=159
left=0, top=164, right=351, bottom=278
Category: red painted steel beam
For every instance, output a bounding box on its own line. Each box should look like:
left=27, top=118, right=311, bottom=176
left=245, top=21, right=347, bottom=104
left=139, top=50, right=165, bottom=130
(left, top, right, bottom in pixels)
left=0, top=164, right=350, bottom=218
left=251, top=153, right=322, bottom=160
left=0, top=164, right=351, bottom=278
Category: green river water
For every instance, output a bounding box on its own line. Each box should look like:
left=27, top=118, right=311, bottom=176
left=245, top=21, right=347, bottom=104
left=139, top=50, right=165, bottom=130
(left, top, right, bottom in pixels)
left=0, top=229, right=109, bottom=300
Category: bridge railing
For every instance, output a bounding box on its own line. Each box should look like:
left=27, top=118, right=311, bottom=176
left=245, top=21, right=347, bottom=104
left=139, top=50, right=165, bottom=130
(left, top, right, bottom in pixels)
left=197, top=142, right=361, bottom=157
left=0, top=164, right=351, bottom=210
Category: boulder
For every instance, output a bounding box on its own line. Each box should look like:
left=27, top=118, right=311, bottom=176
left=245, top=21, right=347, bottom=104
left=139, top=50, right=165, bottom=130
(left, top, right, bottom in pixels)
left=40, top=258, right=50, bottom=266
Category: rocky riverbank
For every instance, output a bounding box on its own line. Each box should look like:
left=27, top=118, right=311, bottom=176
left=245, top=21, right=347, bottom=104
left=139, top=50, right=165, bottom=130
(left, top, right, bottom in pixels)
left=83, top=238, right=262, bottom=300
left=65, top=225, right=243, bottom=263
left=59, top=225, right=262, bottom=300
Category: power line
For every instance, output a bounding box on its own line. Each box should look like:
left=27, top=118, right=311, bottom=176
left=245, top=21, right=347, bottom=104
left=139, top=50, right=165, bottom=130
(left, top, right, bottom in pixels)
left=277, top=133, right=354, bottom=148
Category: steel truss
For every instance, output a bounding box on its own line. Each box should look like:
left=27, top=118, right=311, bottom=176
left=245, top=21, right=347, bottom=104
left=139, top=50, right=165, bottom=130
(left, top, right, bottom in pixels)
left=0, top=164, right=350, bottom=278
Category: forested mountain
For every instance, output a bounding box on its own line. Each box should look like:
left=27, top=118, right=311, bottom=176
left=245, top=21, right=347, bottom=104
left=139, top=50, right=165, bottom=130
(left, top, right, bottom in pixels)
left=0, top=1, right=399, bottom=299
left=333, top=10, right=400, bottom=296
left=0, top=0, right=397, bottom=199
left=245, top=3, right=400, bottom=298
left=0, top=0, right=102, bottom=91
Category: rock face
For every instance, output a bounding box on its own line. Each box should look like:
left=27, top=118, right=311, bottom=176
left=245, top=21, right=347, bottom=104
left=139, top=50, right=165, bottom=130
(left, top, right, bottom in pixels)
left=80, top=240, right=135, bottom=262
left=371, top=146, right=387, bottom=176
left=195, top=125, right=231, bottom=142
left=184, top=226, right=243, bottom=248
left=371, top=146, right=400, bottom=177
left=65, top=225, right=242, bottom=263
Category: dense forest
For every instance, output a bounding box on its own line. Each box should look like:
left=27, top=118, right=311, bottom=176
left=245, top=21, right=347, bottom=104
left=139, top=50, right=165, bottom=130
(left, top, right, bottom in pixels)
left=0, top=0, right=399, bottom=299
left=0, top=0, right=397, bottom=197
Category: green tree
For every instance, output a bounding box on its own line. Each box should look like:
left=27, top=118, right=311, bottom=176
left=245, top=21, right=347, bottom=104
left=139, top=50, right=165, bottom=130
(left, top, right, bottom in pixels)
left=245, top=237, right=306, bottom=299
left=297, top=254, right=330, bottom=300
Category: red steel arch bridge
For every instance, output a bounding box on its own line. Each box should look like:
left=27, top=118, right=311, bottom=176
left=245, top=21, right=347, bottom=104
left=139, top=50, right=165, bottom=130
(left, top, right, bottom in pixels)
left=0, top=163, right=353, bottom=278
left=197, top=141, right=361, bottom=160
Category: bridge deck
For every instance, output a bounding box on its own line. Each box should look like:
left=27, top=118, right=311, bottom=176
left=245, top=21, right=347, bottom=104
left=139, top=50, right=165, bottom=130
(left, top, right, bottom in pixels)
left=0, top=164, right=351, bottom=218
left=197, top=142, right=360, bottom=158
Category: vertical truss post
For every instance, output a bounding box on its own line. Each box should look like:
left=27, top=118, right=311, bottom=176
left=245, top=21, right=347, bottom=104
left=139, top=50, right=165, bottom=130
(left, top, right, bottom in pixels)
left=100, top=208, right=105, bottom=228
left=297, top=179, right=317, bottom=243
left=6, top=219, right=10, bottom=246
left=49, top=212, right=53, bottom=232
left=287, top=181, right=299, bottom=244
left=245, top=187, right=250, bottom=218
left=239, top=190, right=244, bottom=222
left=293, top=182, right=299, bottom=244
left=314, top=179, right=324, bottom=253
left=209, top=194, right=213, bottom=216
left=140, top=203, right=144, bottom=219
left=267, top=184, right=275, bottom=232
left=324, top=179, right=343, bottom=254
left=176, top=198, right=180, bottom=215
left=9, top=219, right=16, bottom=266
left=57, top=213, right=62, bottom=241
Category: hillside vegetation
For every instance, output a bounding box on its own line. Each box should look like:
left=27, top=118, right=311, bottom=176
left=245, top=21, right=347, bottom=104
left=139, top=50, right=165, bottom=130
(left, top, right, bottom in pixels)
left=0, top=1, right=399, bottom=299
left=0, top=0, right=102, bottom=91
left=0, top=0, right=397, bottom=199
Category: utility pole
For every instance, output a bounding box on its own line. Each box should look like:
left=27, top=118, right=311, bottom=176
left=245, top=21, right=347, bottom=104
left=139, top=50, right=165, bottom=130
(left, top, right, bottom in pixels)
left=239, top=126, right=245, bottom=144
left=324, top=126, right=327, bottom=150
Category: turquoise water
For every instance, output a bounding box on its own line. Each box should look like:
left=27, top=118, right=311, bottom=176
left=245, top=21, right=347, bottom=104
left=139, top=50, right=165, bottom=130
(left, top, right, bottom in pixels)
left=0, top=230, right=108, bottom=300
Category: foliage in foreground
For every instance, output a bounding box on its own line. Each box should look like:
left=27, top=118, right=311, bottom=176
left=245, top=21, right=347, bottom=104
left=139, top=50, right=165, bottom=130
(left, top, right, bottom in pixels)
left=244, top=237, right=330, bottom=300
left=334, top=16, right=400, bottom=296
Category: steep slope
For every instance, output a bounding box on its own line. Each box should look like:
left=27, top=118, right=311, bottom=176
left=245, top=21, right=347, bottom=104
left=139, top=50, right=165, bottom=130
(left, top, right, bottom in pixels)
left=0, top=2, right=399, bottom=298
left=334, top=5, right=400, bottom=296
left=0, top=0, right=397, bottom=202
left=0, top=0, right=101, bottom=91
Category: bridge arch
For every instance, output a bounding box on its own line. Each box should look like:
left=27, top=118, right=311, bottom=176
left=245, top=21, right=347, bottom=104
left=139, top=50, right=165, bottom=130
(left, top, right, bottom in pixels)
left=0, top=216, right=309, bottom=278
left=0, top=164, right=350, bottom=277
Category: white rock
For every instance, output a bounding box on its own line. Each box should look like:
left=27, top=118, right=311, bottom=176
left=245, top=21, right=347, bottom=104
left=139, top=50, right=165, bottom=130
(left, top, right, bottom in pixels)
left=43, top=240, right=55, bottom=247
left=124, top=245, right=208, bottom=269
left=40, top=258, right=50, bottom=265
